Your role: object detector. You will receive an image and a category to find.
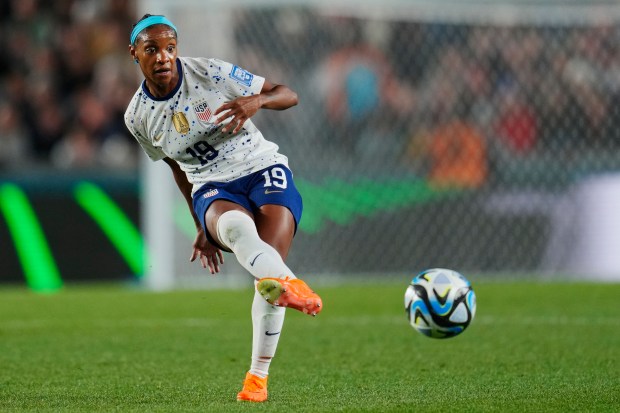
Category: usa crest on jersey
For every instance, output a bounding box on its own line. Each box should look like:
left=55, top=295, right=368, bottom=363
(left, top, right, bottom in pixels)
left=193, top=101, right=212, bottom=123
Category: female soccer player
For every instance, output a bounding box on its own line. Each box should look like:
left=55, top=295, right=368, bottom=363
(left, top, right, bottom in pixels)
left=124, top=14, right=322, bottom=402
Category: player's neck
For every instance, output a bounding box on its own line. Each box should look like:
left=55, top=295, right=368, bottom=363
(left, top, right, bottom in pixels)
left=145, top=71, right=180, bottom=98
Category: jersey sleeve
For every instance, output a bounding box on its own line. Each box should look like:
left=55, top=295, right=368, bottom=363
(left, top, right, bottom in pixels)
left=124, top=107, right=166, bottom=161
left=209, top=58, right=265, bottom=99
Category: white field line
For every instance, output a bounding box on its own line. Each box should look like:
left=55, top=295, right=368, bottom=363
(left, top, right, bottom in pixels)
left=475, top=315, right=620, bottom=327
left=316, top=314, right=620, bottom=327
left=0, top=314, right=619, bottom=330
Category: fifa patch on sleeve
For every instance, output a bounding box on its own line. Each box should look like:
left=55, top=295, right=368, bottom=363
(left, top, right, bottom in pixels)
left=229, top=65, right=254, bottom=87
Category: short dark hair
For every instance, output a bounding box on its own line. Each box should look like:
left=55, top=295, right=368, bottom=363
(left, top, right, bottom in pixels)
left=132, top=14, right=155, bottom=29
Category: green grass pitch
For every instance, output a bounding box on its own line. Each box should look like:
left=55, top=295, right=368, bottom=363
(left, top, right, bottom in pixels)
left=0, top=280, right=618, bottom=412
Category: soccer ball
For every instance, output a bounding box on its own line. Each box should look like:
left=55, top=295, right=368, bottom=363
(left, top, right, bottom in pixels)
left=404, top=268, right=476, bottom=339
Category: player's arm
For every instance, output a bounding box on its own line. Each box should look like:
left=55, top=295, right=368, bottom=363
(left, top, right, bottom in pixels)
left=162, top=157, right=224, bottom=274
left=256, top=80, right=299, bottom=110
left=214, top=80, right=298, bottom=133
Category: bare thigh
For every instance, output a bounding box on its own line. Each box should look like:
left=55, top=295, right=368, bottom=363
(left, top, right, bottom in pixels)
left=254, top=204, right=296, bottom=260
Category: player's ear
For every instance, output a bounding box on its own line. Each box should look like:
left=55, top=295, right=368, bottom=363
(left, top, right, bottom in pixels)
left=128, top=45, right=138, bottom=63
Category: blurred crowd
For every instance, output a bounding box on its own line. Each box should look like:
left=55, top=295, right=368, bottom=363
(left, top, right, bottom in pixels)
left=234, top=9, right=620, bottom=187
left=0, top=0, right=138, bottom=171
left=2, top=2, right=620, bottom=188
left=398, top=22, right=620, bottom=187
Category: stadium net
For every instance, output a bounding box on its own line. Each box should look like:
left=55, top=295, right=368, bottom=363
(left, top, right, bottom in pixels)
left=140, top=0, right=620, bottom=288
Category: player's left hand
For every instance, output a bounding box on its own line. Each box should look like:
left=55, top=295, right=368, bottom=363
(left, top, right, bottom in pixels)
left=190, top=228, right=224, bottom=274
left=214, top=95, right=261, bottom=134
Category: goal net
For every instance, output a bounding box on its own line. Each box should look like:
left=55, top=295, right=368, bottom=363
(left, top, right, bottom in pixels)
left=140, top=0, right=620, bottom=287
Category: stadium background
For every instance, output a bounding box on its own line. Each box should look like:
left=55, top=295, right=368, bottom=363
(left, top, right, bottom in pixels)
left=2, top=0, right=620, bottom=292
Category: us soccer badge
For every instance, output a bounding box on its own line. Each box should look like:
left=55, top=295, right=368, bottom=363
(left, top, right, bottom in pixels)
left=193, top=101, right=212, bottom=123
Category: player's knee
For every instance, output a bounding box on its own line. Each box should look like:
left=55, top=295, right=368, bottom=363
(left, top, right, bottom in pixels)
left=217, top=210, right=255, bottom=248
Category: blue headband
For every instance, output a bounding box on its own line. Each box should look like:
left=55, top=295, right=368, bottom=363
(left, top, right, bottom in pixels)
left=130, top=15, right=177, bottom=45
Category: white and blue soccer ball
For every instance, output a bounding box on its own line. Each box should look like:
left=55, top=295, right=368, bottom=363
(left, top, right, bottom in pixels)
left=404, top=268, right=476, bottom=339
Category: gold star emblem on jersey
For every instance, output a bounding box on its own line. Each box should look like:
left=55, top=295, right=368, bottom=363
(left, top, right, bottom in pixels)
left=172, top=112, right=190, bottom=134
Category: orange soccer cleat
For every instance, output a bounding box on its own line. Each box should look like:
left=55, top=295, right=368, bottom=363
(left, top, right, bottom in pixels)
left=256, top=277, right=322, bottom=316
left=237, top=372, right=268, bottom=402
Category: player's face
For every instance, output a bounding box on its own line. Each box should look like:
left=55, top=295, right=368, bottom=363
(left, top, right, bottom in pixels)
left=130, top=25, right=178, bottom=96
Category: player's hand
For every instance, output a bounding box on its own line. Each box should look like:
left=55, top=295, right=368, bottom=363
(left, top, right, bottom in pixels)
left=214, top=95, right=261, bottom=134
left=190, top=228, right=224, bottom=274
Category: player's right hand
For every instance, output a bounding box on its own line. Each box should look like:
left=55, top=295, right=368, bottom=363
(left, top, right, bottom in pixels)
left=190, top=228, right=224, bottom=274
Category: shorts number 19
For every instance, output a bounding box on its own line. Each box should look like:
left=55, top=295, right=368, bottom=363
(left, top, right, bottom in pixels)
left=262, top=167, right=287, bottom=189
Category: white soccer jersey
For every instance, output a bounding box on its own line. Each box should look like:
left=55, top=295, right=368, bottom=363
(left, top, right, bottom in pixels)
left=124, top=57, right=289, bottom=194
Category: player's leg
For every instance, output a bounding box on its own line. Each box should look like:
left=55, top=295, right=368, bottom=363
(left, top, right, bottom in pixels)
left=205, top=200, right=296, bottom=279
left=197, top=200, right=283, bottom=402
left=196, top=171, right=321, bottom=402
left=252, top=204, right=321, bottom=315
left=207, top=202, right=321, bottom=314
left=248, top=165, right=322, bottom=315
left=249, top=289, right=284, bottom=377
left=200, top=200, right=287, bottom=402
left=231, top=204, right=321, bottom=402
left=236, top=287, right=285, bottom=402
left=253, top=203, right=296, bottom=259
